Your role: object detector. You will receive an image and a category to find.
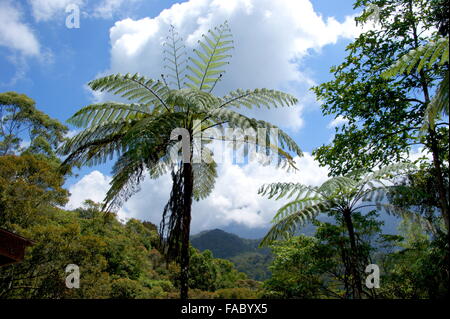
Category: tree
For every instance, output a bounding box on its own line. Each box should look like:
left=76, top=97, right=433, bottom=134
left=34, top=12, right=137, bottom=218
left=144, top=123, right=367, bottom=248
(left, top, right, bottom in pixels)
left=382, top=36, right=448, bottom=130
left=263, top=213, right=387, bottom=299
left=311, top=0, right=449, bottom=231
left=258, top=163, right=415, bottom=298
left=59, top=22, right=302, bottom=299
left=0, top=154, right=69, bottom=229
left=0, top=92, right=67, bottom=159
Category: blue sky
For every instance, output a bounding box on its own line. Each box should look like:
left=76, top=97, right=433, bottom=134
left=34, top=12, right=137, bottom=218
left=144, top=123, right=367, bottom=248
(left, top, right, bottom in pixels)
left=1, top=0, right=372, bottom=237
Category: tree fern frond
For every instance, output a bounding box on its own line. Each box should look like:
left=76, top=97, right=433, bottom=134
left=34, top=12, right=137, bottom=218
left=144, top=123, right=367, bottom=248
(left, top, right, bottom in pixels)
left=423, top=72, right=449, bottom=129
left=360, top=162, right=416, bottom=185
left=186, top=21, right=233, bottom=91
left=88, top=73, right=170, bottom=111
left=163, top=25, right=187, bottom=89
left=205, top=108, right=302, bottom=159
left=260, top=201, right=330, bottom=247
left=382, top=37, right=449, bottom=78
left=59, top=120, right=132, bottom=166
left=258, top=182, right=314, bottom=200
left=219, top=88, right=298, bottom=109
left=318, top=176, right=358, bottom=197
left=192, top=147, right=218, bottom=201
left=103, top=149, right=146, bottom=212
left=67, top=102, right=150, bottom=128
left=272, top=197, right=324, bottom=222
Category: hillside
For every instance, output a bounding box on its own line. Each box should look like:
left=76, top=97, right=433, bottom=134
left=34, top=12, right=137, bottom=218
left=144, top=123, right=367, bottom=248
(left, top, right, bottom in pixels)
left=191, top=229, right=272, bottom=281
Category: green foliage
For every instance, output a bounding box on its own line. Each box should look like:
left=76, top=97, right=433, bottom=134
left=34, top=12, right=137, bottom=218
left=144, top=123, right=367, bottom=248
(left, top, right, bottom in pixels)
left=0, top=91, right=68, bottom=159
left=312, top=0, right=446, bottom=176
left=0, top=154, right=69, bottom=229
left=0, top=199, right=249, bottom=298
left=263, top=213, right=390, bottom=299
left=191, top=229, right=272, bottom=280
left=378, top=220, right=449, bottom=298
left=388, top=160, right=449, bottom=233
left=213, top=287, right=259, bottom=299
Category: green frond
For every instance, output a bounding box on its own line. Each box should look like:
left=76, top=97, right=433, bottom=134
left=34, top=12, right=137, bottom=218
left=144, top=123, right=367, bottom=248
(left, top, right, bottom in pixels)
left=258, top=182, right=314, bottom=200
left=382, top=37, right=449, bottom=78
left=59, top=120, right=132, bottom=167
left=165, top=88, right=220, bottom=112
left=186, top=21, right=233, bottom=91
left=423, top=72, right=449, bottom=129
left=219, top=88, right=298, bottom=109
left=260, top=201, right=330, bottom=247
left=103, top=112, right=189, bottom=211
left=103, top=148, right=146, bottom=212
left=360, top=162, right=416, bottom=185
left=318, top=176, right=358, bottom=197
left=163, top=25, right=187, bottom=89
left=67, top=102, right=150, bottom=128
left=192, top=147, right=218, bottom=201
left=205, top=108, right=302, bottom=160
left=272, top=197, right=324, bottom=222
left=88, top=73, right=170, bottom=111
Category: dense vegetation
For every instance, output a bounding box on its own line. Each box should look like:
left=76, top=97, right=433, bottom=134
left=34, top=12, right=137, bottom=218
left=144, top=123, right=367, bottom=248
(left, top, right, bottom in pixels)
left=0, top=0, right=448, bottom=299
left=191, top=229, right=272, bottom=281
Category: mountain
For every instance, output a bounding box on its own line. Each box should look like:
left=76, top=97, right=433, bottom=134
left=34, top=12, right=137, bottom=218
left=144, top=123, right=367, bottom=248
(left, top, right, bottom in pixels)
left=191, top=229, right=272, bottom=281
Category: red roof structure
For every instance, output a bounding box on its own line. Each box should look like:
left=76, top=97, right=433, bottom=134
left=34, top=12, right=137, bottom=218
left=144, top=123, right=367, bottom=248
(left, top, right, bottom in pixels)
left=0, top=228, right=33, bottom=267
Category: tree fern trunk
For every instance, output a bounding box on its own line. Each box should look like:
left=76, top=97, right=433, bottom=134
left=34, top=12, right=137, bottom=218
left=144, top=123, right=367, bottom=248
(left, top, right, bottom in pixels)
left=343, top=208, right=363, bottom=299
left=180, top=162, right=193, bottom=299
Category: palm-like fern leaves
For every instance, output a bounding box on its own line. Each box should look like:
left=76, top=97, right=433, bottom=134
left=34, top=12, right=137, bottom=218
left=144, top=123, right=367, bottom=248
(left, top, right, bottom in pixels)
left=186, top=21, right=233, bottom=91
left=382, top=36, right=449, bottom=129
left=163, top=25, right=187, bottom=89
left=259, top=163, right=417, bottom=246
left=88, top=73, right=170, bottom=112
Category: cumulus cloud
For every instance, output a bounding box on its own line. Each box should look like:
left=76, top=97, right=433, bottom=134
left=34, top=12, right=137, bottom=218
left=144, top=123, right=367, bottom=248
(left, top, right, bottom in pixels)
left=100, top=0, right=362, bottom=130
left=0, top=1, right=40, bottom=56
left=66, top=153, right=329, bottom=233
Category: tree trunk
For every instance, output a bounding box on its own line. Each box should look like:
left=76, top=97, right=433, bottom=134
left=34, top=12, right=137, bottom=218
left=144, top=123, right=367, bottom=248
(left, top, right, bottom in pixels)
left=428, top=129, right=450, bottom=231
left=409, top=0, right=449, bottom=241
left=180, top=162, right=193, bottom=299
left=343, top=208, right=363, bottom=299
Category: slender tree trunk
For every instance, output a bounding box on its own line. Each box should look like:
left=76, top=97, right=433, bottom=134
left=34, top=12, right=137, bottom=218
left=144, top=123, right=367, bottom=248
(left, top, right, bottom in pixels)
left=428, top=129, right=450, bottom=231
left=342, top=208, right=363, bottom=299
left=180, top=162, right=193, bottom=299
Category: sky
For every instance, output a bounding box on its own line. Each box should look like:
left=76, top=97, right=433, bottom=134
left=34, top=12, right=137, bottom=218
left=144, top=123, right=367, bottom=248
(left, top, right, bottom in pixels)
left=0, top=0, right=407, bottom=238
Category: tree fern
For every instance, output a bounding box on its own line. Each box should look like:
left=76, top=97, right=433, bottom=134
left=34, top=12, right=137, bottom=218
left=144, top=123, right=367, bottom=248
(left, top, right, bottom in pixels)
left=259, top=163, right=417, bottom=247
left=60, top=22, right=301, bottom=299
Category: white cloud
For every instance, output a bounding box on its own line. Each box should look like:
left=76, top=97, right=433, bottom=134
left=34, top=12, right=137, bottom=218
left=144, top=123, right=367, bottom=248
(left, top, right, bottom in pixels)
left=0, top=1, right=40, bottom=56
left=66, top=170, right=112, bottom=209
left=327, top=115, right=349, bottom=129
left=66, top=153, right=329, bottom=233
left=101, top=0, right=362, bottom=130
